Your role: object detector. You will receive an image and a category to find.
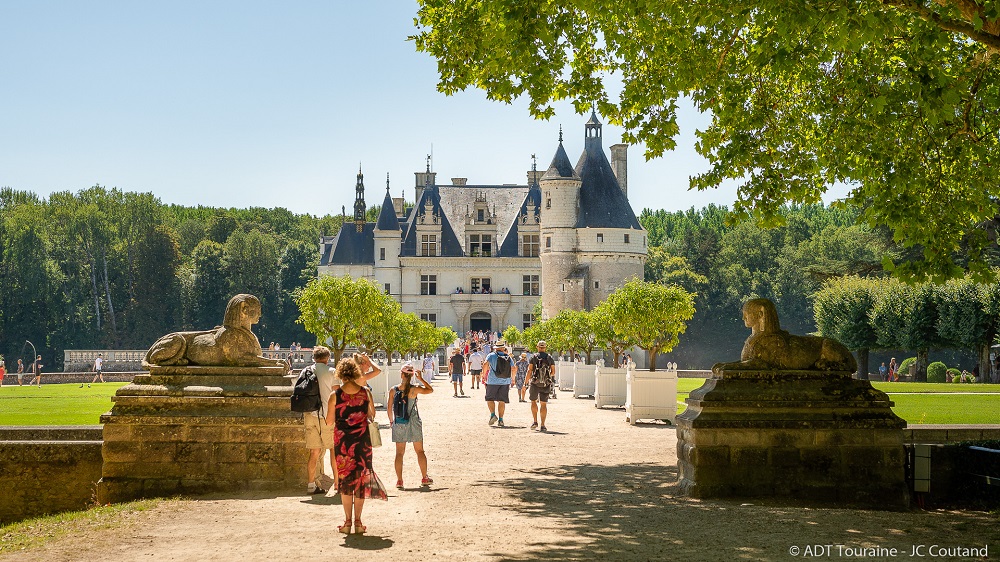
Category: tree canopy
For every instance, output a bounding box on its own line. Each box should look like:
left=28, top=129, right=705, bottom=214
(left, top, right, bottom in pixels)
left=413, top=1, right=1000, bottom=279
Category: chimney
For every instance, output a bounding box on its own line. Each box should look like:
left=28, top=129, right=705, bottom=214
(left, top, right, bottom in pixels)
left=414, top=171, right=437, bottom=203
left=610, top=144, right=628, bottom=197
left=451, top=177, right=468, bottom=186
left=527, top=170, right=543, bottom=185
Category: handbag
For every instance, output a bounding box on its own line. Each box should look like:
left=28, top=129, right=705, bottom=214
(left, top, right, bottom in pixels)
left=366, top=388, right=383, bottom=447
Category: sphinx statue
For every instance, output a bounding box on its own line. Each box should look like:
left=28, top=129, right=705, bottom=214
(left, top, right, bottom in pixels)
left=714, top=298, right=857, bottom=372
left=143, top=294, right=287, bottom=370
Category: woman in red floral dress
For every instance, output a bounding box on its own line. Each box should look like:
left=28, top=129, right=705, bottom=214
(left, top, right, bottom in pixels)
left=326, top=357, right=388, bottom=534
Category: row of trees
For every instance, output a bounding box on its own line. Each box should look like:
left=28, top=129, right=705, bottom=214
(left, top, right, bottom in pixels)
left=0, top=186, right=347, bottom=368
left=503, top=279, right=696, bottom=371
left=638, top=204, right=907, bottom=367
left=815, top=276, right=1000, bottom=381
left=295, top=275, right=456, bottom=363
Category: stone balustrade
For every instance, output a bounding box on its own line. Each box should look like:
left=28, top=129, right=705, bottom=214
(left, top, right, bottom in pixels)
left=63, top=349, right=148, bottom=372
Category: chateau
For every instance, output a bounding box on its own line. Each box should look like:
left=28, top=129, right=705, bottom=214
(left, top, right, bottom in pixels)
left=317, top=113, right=647, bottom=334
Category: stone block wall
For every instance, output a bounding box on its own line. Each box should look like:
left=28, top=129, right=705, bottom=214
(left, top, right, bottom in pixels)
left=0, top=427, right=104, bottom=524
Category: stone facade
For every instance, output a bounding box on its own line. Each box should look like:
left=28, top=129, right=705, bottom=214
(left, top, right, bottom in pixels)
left=319, top=114, right=647, bottom=330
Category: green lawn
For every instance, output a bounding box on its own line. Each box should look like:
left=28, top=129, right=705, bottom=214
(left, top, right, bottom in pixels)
left=0, top=383, right=127, bottom=425
left=0, top=380, right=997, bottom=426
left=676, top=379, right=1000, bottom=424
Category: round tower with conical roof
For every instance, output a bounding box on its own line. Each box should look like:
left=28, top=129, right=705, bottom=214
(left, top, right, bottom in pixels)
left=539, top=126, right=585, bottom=319
left=539, top=113, right=647, bottom=319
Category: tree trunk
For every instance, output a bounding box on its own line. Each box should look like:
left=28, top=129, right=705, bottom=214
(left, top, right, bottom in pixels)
left=86, top=249, right=101, bottom=331
left=915, top=349, right=929, bottom=382
left=102, top=250, right=118, bottom=342
left=978, top=342, right=991, bottom=384
left=856, top=348, right=869, bottom=380
left=648, top=348, right=659, bottom=372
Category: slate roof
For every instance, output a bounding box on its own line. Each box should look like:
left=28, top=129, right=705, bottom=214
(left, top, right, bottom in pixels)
left=497, top=183, right=542, bottom=257
left=574, top=134, right=642, bottom=230
left=542, top=142, right=578, bottom=180
left=321, top=223, right=375, bottom=265
left=401, top=185, right=465, bottom=257
left=438, top=185, right=530, bottom=251
left=375, top=188, right=400, bottom=231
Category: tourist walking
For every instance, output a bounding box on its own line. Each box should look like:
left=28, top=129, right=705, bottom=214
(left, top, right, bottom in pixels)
left=482, top=340, right=513, bottom=427
left=514, top=352, right=529, bottom=402
left=0, top=355, right=5, bottom=387
left=89, top=354, right=105, bottom=386
left=326, top=356, right=388, bottom=534
left=29, top=355, right=42, bottom=387
left=422, top=353, right=436, bottom=384
left=888, top=357, right=898, bottom=382
left=449, top=347, right=465, bottom=397
left=526, top=340, right=556, bottom=432
left=15, top=359, right=24, bottom=386
left=468, top=346, right=485, bottom=390
left=389, top=363, right=435, bottom=489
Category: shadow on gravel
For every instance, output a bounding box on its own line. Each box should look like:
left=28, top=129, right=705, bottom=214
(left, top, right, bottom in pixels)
left=483, top=462, right=996, bottom=562
left=340, top=534, right=394, bottom=550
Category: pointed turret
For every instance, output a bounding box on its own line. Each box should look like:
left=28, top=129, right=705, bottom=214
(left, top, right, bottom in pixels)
left=542, top=125, right=579, bottom=180
left=375, top=174, right=400, bottom=231
left=353, top=165, right=366, bottom=232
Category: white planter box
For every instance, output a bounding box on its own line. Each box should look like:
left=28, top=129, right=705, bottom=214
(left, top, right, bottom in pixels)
left=369, top=362, right=397, bottom=409
left=625, top=362, right=678, bottom=425
left=556, top=360, right=575, bottom=392
left=594, top=363, right=628, bottom=408
left=573, top=364, right=597, bottom=398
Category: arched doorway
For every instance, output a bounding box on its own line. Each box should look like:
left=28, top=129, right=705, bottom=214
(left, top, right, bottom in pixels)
left=469, top=312, right=492, bottom=332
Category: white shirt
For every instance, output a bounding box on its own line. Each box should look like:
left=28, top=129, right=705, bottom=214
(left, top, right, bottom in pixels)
left=422, top=356, right=436, bottom=377
left=315, top=361, right=342, bottom=417
left=469, top=352, right=485, bottom=370
left=94, top=357, right=103, bottom=370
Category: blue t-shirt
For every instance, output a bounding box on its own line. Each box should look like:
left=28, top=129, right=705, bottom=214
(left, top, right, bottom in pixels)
left=485, top=351, right=513, bottom=385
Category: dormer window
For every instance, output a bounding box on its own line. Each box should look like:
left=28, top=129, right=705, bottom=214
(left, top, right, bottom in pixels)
left=477, top=209, right=485, bottom=222
left=624, top=234, right=630, bottom=244
left=597, top=233, right=604, bottom=243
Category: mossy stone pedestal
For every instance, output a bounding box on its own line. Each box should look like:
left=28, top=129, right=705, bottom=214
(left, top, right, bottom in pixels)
left=97, top=366, right=307, bottom=503
left=676, top=368, right=909, bottom=509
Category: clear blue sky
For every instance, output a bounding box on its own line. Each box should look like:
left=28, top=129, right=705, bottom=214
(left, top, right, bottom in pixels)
left=0, top=1, right=751, bottom=218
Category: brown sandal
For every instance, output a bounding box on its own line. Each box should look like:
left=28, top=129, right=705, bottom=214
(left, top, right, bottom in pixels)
left=353, top=519, right=366, bottom=534
left=338, top=519, right=351, bottom=534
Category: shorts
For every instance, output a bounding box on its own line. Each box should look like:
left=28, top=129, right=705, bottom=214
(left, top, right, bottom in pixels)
left=16, top=373, right=23, bottom=382
left=451, top=373, right=463, bottom=382
left=470, top=369, right=482, bottom=377
left=484, top=384, right=510, bottom=403
left=529, top=385, right=551, bottom=402
left=303, top=411, right=334, bottom=449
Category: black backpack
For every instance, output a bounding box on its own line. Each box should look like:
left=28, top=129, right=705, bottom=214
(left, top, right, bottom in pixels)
left=532, top=353, right=554, bottom=388
left=291, top=364, right=322, bottom=413
left=494, top=354, right=512, bottom=378
left=393, top=387, right=410, bottom=423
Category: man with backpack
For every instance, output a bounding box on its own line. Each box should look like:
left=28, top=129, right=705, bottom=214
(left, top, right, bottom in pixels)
left=526, top=340, right=556, bottom=432
left=482, top=340, right=513, bottom=427
left=294, top=346, right=338, bottom=495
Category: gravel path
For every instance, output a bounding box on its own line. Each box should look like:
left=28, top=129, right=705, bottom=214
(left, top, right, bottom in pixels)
left=4, top=375, right=996, bottom=561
